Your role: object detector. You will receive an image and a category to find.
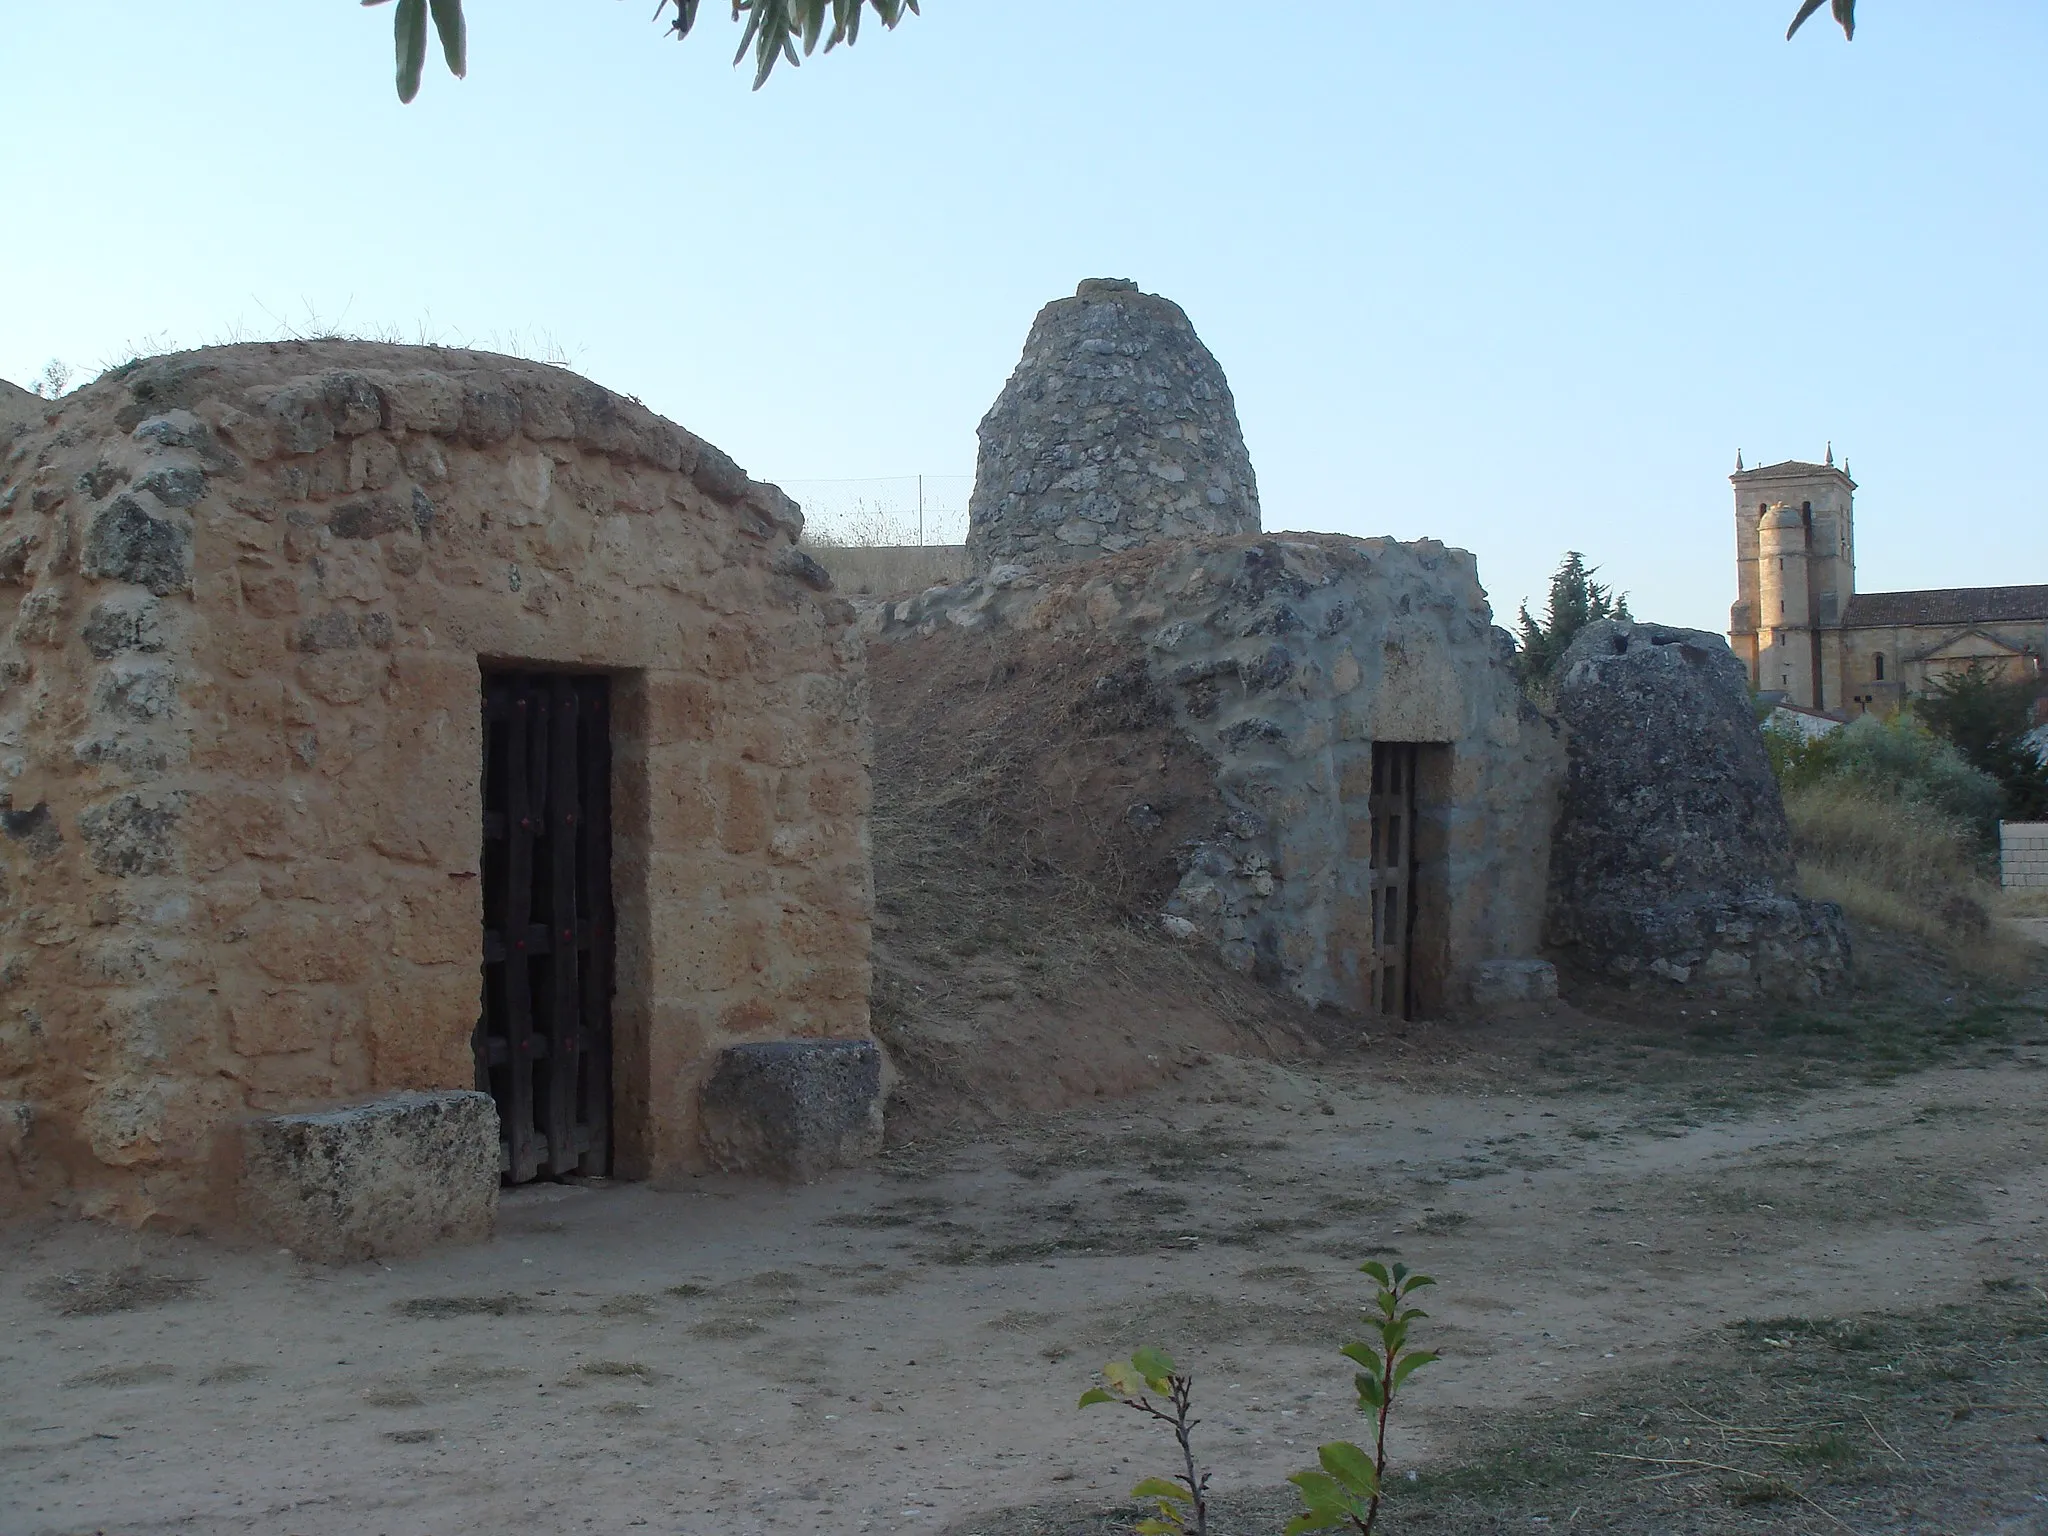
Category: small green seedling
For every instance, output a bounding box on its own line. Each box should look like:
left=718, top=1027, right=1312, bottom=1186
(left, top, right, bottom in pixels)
left=1286, top=1260, right=1438, bottom=1534
left=1080, top=1346, right=1211, bottom=1534
left=1080, top=1261, right=1439, bottom=1536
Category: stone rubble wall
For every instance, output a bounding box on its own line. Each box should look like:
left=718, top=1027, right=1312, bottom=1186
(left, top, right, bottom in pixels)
left=867, top=534, right=1561, bottom=1013
left=965, top=280, right=1262, bottom=573
left=0, top=341, right=872, bottom=1227
left=1547, top=619, right=1849, bottom=998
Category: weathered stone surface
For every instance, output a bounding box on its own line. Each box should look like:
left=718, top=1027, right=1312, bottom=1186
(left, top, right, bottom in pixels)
left=0, top=801, right=62, bottom=860
left=1547, top=619, right=1848, bottom=997
left=238, top=1090, right=498, bottom=1262
left=1469, top=958, right=1560, bottom=1008
left=699, top=1040, right=884, bottom=1181
left=0, top=377, right=43, bottom=438
left=82, top=493, right=192, bottom=595
left=966, top=279, right=1261, bottom=573
left=82, top=594, right=167, bottom=659
left=869, top=535, right=1562, bottom=1015
left=77, top=792, right=183, bottom=875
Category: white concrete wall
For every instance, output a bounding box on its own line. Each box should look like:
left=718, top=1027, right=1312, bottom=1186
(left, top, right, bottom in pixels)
left=2001, top=822, right=2048, bottom=889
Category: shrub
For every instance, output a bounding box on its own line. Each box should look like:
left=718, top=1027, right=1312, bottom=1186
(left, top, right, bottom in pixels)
left=1765, top=713, right=2001, bottom=839
left=1915, top=662, right=2048, bottom=821
left=1080, top=1262, right=1438, bottom=1535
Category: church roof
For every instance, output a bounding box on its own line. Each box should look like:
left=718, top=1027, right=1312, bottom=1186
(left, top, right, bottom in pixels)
left=1731, top=459, right=1852, bottom=483
left=1841, top=585, right=2048, bottom=629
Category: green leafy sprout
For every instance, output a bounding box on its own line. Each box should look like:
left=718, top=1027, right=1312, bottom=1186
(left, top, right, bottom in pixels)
left=1080, top=1262, right=1439, bottom=1536
left=1288, top=1262, right=1439, bottom=1535
left=1079, top=1346, right=1211, bottom=1535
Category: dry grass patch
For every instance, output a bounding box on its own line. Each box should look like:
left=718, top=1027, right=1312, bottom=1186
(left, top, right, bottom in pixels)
left=1786, top=783, right=2033, bottom=975
left=574, top=1360, right=659, bottom=1383
left=64, top=1362, right=176, bottom=1388
left=394, top=1294, right=535, bottom=1319
left=33, top=1266, right=197, bottom=1316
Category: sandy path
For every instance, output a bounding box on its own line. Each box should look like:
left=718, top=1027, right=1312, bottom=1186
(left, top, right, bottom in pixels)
left=3, top=1045, right=2044, bottom=1535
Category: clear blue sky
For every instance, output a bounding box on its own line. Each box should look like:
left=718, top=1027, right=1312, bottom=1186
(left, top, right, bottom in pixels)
left=6, top=2, right=2043, bottom=633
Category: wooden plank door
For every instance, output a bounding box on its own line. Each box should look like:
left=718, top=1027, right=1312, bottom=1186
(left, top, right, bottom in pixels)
left=476, top=672, right=614, bottom=1183
left=1368, top=743, right=1418, bottom=1019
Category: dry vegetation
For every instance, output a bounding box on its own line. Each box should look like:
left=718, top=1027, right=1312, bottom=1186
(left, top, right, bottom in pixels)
left=1785, top=782, right=2032, bottom=973
left=1770, top=715, right=2039, bottom=974
left=803, top=540, right=970, bottom=596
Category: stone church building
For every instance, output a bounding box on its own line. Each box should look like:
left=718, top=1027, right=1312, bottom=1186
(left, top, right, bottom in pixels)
left=1729, top=452, right=2048, bottom=715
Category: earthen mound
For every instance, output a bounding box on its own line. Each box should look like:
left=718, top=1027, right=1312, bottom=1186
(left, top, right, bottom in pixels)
left=865, top=608, right=1326, bottom=1140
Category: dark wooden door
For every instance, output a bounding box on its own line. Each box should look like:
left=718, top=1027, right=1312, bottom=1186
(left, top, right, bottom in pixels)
left=476, top=672, right=614, bottom=1182
left=1368, top=742, right=1417, bottom=1019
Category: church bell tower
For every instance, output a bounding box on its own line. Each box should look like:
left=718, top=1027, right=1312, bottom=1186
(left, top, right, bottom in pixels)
left=1729, top=449, right=1856, bottom=710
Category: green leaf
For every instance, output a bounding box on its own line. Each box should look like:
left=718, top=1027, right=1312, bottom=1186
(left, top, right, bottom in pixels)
left=1340, top=1341, right=1379, bottom=1370
left=1355, top=1371, right=1385, bottom=1409
left=394, top=0, right=428, bottom=101
left=428, top=0, right=466, bottom=76
left=1286, top=1470, right=1345, bottom=1507
left=1078, top=1388, right=1116, bottom=1408
left=1402, top=1273, right=1437, bottom=1294
left=1285, top=1468, right=1367, bottom=1534
left=1103, top=1360, right=1144, bottom=1396
left=1131, top=1345, right=1177, bottom=1387
left=1318, top=1440, right=1380, bottom=1497
left=1359, top=1260, right=1392, bottom=1287
left=1391, top=1350, right=1440, bottom=1393
left=1130, top=1478, right=1191, bottom=1504
left=1135, top=1521, right=1186, bottom=1536
left=1283, top=1513, right=1351, bottom=1535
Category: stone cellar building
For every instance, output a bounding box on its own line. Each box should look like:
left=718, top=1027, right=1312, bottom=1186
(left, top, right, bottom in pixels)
left=0, top=342, right=879, bottom=1257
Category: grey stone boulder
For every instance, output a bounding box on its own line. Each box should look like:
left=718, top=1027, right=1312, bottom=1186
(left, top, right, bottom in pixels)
left=699, top=1039, right=884, bottom=1182
left=239, top=1090, right=499, bottom=1262
left=1547, top=619, right=1848, bottom=997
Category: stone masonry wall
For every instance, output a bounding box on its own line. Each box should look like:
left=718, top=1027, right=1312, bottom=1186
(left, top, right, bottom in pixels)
left=0, top=342, right=871, bottom=1226
left=868, top=535, right=1560, bottom=1013
left=965, top=280, right=1261, bottom=573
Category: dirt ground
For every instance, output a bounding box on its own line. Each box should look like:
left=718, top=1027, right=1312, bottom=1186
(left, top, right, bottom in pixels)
left=4, top=949, right=2046, bottom=1536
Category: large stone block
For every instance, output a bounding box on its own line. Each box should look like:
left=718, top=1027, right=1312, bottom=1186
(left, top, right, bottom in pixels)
left=239, top=1090, right=498, bottom=1261
left=698, top=1039, right=884, bottom=1181
left=1547, top=619, right=1848, bottom=997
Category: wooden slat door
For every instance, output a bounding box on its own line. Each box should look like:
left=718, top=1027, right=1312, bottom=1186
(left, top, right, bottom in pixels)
left=1368, top=743, right=1418, bottom=1019
left=476, top=672, right=614, bottom=1182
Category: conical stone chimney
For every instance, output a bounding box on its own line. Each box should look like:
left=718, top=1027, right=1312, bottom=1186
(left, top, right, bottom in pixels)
left=966, top=278, right=1261, bottom=572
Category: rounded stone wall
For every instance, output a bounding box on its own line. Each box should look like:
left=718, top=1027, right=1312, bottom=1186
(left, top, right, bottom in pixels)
left=0, top=341, right=873, bottom=1230
left=965, top=279, right=1261, bottom=572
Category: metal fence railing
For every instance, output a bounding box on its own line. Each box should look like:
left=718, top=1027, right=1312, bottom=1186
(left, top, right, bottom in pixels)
left=775, top=475, right=972, bottom=548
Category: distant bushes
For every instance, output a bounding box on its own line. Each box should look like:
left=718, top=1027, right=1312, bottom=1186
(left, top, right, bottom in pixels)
left=1763, top=713, right=2023, bottom=968
left=1766, top=713, right=2003, bottom=838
